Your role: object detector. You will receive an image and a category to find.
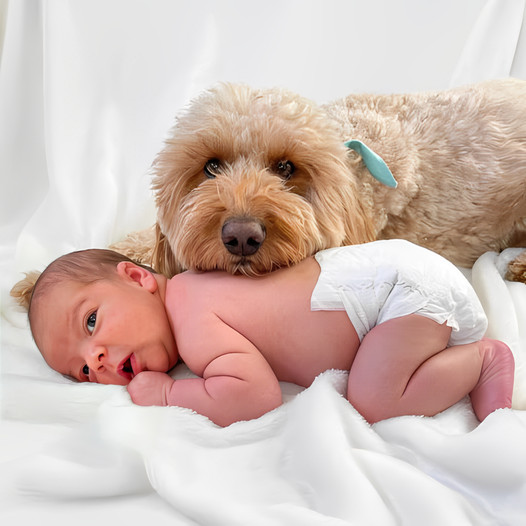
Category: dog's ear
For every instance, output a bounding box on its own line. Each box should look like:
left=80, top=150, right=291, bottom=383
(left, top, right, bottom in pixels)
left=333, top=175, right=377, bottom=245
left=10, top=271, right=41, bottom=311
left=152, top=224, right=185, bottom=277
left=341, top=195, right=377, bottom=245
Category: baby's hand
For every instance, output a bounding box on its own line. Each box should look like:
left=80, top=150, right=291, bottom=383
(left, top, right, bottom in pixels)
left=127, top=371, right=175, bottom=406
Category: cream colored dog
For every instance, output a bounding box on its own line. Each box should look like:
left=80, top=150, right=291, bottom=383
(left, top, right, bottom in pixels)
left=11, top=79, right=526, bottom=308
left=147, top=79, right=526, bottom=278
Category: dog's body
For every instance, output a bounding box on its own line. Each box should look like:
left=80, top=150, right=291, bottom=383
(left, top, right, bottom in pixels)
left=327, top=80, right=526, bottom=267
left=144, top=79, right=526, bottom=279
left=11, top=79, right=526, bottom=310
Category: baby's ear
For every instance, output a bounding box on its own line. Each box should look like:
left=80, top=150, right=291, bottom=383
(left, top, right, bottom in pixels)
left=116, top=261, right=158, bottom=292
left=10, top=271, right=41, bottom=311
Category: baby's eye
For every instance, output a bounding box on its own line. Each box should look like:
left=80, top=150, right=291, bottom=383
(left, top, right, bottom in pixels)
left=82, top=364, right=90, bottom=377
left=86, top=311, right=97, bottom=333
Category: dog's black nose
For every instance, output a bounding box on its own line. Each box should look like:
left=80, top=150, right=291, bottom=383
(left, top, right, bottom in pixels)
left=221, top=218, right=266, bottom=257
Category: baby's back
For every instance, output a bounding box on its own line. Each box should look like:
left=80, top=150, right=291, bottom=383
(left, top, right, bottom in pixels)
left=168, top=256, right=360, bottom=387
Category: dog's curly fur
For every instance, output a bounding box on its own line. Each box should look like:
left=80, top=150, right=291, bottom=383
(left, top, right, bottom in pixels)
left=150, top=83, right=378, bottom=276
left=147, top=79, right=526, bottom=278
left=11, top=79, right=526, bottom=309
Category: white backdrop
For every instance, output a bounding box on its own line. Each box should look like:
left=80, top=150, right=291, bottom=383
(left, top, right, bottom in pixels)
left=1, top=1, right=526, bottom=525
left=1, top=0, right=526, bottom=298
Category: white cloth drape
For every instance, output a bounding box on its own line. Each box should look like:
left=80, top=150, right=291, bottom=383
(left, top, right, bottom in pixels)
left=2, top=1, right=526, bottom=525
left=451, top=0, right=526, bottom=85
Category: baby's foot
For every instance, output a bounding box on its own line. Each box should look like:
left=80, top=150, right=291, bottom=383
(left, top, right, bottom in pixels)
left=470, top=339, right=515, bottom=421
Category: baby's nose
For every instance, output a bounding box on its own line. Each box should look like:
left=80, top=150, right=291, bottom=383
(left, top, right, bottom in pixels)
left=86, top=345, right=108, bottom=372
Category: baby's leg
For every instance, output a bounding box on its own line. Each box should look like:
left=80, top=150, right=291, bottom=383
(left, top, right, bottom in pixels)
left=469, top=339, right=514, bottom=421
left=346, top=314, right=514, bottom=423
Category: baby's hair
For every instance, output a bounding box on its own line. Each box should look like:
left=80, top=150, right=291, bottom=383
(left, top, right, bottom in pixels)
left=22, top=249, right=154, bottom=324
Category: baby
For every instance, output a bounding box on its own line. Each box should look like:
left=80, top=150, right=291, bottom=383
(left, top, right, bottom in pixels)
left=25, top=240, right=514, bottom=427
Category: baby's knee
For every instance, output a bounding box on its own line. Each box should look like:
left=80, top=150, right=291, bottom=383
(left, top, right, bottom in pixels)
left=346, top=385, right=393, bottom=424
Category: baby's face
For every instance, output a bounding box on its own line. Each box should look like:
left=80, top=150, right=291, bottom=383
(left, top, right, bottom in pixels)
left=31, top=266, right=179, bottom=384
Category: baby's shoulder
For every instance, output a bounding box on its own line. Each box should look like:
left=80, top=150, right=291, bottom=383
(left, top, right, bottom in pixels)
left=165, top=274, right=226, bottom=371
left=167, top=271, right=241, bottom=330
left=167, top=271, right=209, bottom=314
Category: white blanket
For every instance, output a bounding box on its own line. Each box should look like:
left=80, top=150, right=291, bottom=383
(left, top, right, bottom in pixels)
left=2, top=248, right=526, bottom=525
left=2, top=1, right=526, bottom=525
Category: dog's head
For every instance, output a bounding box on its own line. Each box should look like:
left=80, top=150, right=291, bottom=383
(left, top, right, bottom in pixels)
left=152, top=83, right=374, bottom=276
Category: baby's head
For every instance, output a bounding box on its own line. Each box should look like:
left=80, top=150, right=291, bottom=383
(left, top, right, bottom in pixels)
left=26, top=249, right=179, bottom=385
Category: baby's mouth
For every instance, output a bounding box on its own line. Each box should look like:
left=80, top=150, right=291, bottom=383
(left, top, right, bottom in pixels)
left=118, top=354, right=135, bottom=381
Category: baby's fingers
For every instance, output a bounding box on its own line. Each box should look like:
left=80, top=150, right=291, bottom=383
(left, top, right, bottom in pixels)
left=127, top=371, right=174, bottom=406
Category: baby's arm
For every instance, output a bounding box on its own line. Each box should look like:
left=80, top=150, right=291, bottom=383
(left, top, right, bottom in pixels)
left=128, top=317, right=283, bottom=426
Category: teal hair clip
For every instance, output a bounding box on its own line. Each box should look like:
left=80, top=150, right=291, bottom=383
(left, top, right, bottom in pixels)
left=344, top=139, right=397, bottom=188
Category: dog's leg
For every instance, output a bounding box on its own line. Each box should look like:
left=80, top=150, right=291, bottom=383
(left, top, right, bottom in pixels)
left=504, top=225, right=526, bottom=283
left=506, top=251, right=526, bottom=283
left=109, top=226, right=157, bottom=267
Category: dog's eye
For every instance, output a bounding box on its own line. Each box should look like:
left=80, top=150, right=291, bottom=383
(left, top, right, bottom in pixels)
left=204, top=159, right=222, bottom=179
left=273, top=160, right=295, bottom=180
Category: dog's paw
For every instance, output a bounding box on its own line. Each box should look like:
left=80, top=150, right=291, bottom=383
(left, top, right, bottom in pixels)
left=505, top=250, right=526, bottom=283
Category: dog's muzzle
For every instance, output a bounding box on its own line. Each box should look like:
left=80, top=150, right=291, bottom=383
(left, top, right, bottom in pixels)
left=221, top=217, right=266, bottom=257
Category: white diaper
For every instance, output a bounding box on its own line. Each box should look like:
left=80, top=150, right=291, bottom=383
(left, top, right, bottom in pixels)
left=311, top=240, right=488, bottom=346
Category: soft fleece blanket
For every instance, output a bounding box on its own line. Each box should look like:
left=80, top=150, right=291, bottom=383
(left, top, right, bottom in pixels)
left=2, top=1, right=526, bottom=525
left=2, top=249, right=526, bottom=525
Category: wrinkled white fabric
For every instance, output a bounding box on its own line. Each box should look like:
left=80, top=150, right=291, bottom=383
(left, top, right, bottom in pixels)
left=2, top=0, right=526, bottom=524
left=451, top=0, right=526, bottom=85
left=2, top=247, right=526, bottom=526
